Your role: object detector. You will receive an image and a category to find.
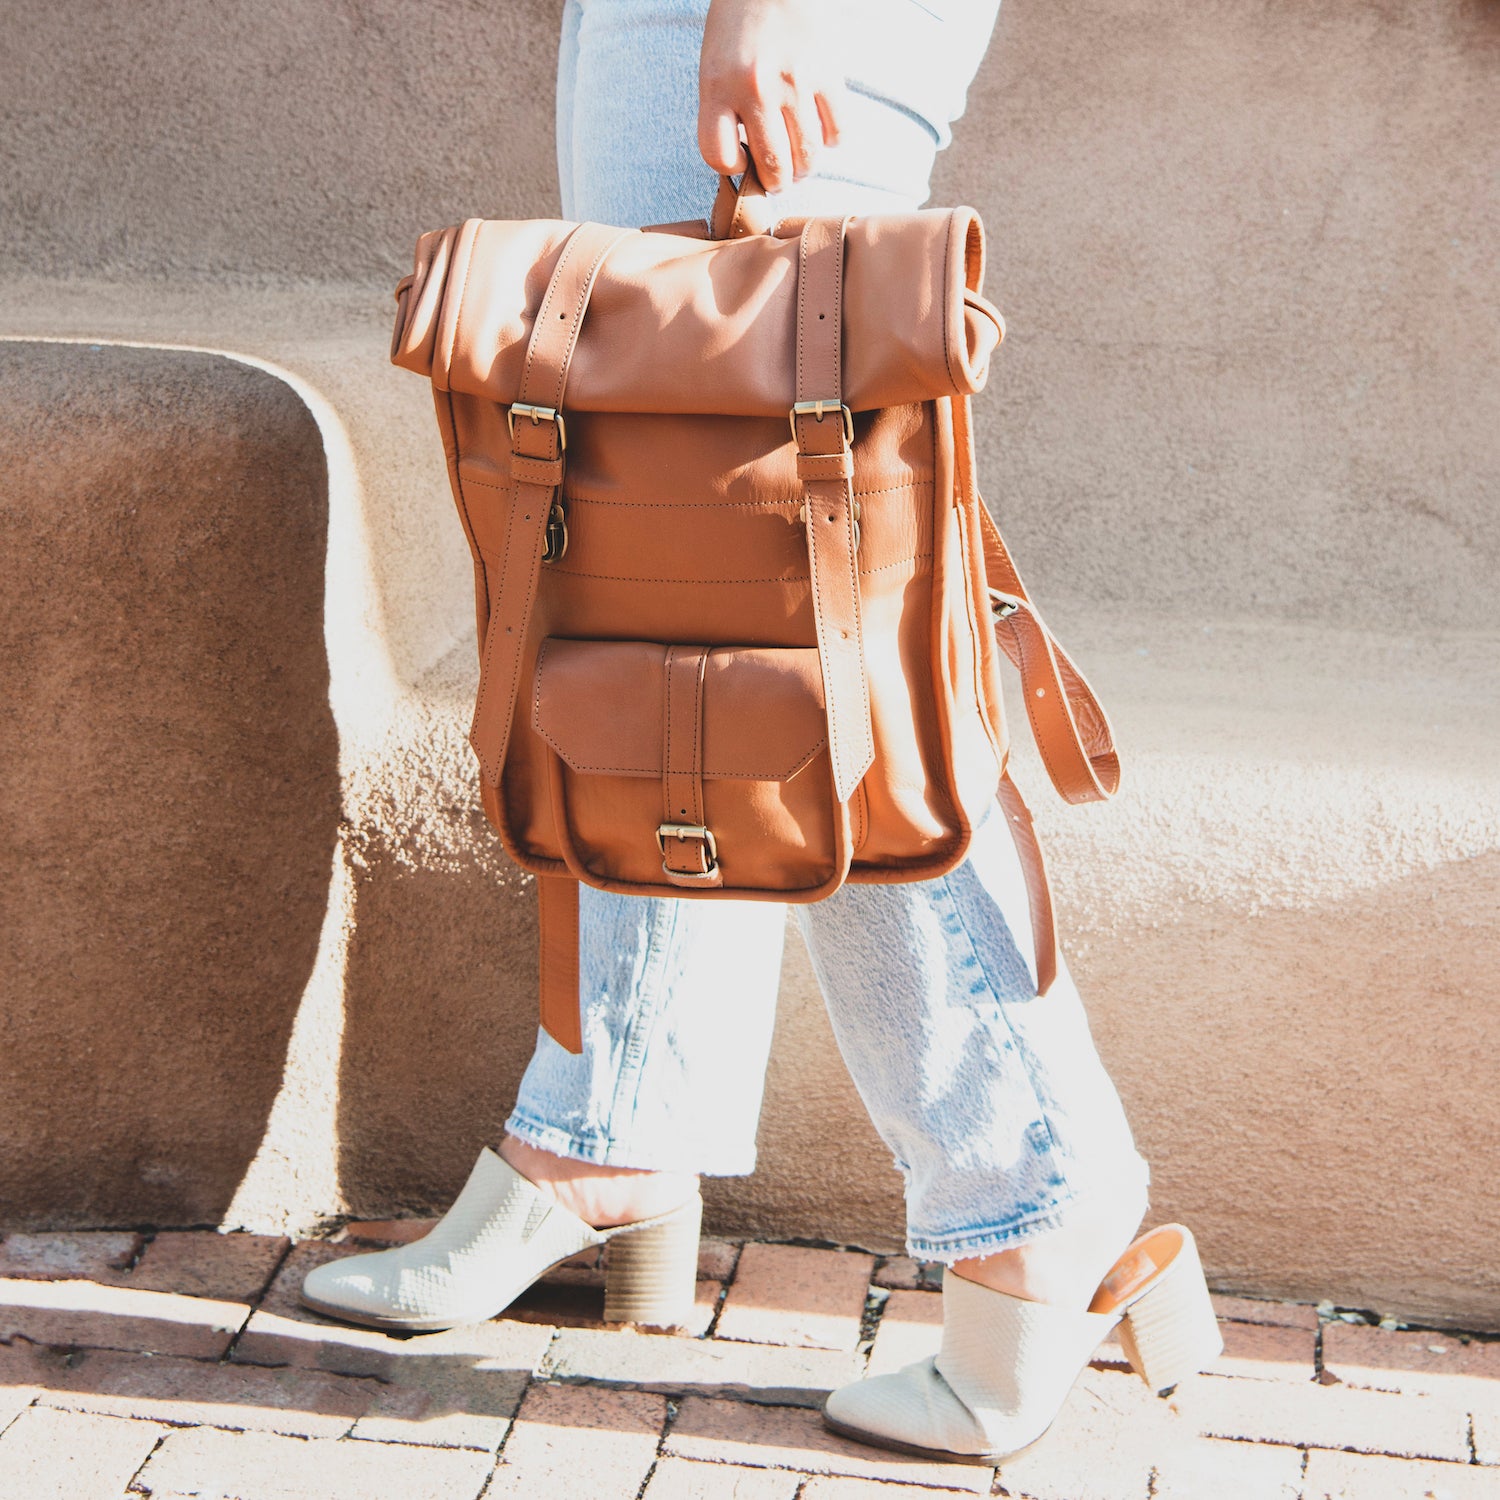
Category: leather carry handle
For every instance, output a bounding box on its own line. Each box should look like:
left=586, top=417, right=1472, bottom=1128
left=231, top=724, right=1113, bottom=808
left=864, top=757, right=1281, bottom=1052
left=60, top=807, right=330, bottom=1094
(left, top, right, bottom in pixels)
left=709, top=161, right=777, bottom=240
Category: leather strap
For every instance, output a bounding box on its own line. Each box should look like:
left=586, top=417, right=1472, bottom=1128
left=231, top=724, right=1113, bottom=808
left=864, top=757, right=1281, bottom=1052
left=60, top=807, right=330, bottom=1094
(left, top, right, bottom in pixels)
left=537, top=874, right=582, bottom=1052
left=794, top=216, right=876, bottom=806
left=997, top=771, right=1058, bottom=995
left=661, top=646, right=721, bottom=886
left=952, top=396, right=1120, bottom=806
left=950, top=394, right=1121, bottom=996
left=468, top=221, right=635, bottom=787
left=709, top=163, right=775, bottom=241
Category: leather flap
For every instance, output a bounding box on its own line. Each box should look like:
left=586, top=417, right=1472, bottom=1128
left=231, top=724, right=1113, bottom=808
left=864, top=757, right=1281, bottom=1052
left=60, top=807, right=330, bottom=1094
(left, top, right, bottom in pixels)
left=392, top=209, right=1003, bottom=413
left=533, top=640, right=827, bottom=781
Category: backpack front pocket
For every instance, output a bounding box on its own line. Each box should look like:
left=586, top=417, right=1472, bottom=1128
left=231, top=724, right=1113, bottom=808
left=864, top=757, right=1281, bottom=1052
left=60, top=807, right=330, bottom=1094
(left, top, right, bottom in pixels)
left=532, top=639, right=849, bottom=897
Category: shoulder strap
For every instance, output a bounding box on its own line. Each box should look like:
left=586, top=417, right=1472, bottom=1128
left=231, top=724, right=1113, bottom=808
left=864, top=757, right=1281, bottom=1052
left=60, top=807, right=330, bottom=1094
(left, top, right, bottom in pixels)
left=792, top=215, right=876, bottom=806
left=952, top=395, right=1120, bottom=805
left=468, top=220, right=635, bottom=788
left=951, top=393, right=1120, bottom=996
left=463, top=220, right=631, bottom=1058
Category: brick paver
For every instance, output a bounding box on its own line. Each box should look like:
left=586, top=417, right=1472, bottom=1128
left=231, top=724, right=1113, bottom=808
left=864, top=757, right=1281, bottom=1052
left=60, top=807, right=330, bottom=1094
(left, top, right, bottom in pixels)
left=483, top=1383, right=666, bottom=1499
left=1302, top=1448, right=1500, bottom=1498
left=124, top=1231, right=289, bottom=1301
left=1149, top=1436, right=1305, bottom=1498
left=1322, top=1321, right=1500, bottom=1400
left=802, top=1478, right=990, bottom=1498
left=0, top=1276, right=247, bottom=1358
left=1173, top=1369, right=1472, bottom=1461
left=1472, top=1406, right=1500, bottom=1467
left=715, top=1243, right=874, bottom=1351
left=643, top=1457, right=802, bottom=1498
left=664, top=1396, right=993, bottom=1492
left=865, top=1288, right=944, bottom=1376
left=134, top=1424, right=494, bottom=1499
left=995, top=1366, right=1176, bottom=1500
left=0, top=1337, right=379, bottom=1439
left=230, top=1241, right=555, bottom=1385
left=545, top=1323, right=861, bottom=1405
left=872, top=1257, right=942, bottom=1292
left=1214, top=1319, right=1318, bottom=1382
left=0, top=1378, right=37, bottom=1436
left=0, top=1231, right=142, bottom=1281
left=340, top=1217, right=438, bottom=1246
left=2, top=1228, right=1498, bottom=1499
left=1212, top=1293, right=1321, bottom=1330
left=0, top=1405, right=167, bottom=1500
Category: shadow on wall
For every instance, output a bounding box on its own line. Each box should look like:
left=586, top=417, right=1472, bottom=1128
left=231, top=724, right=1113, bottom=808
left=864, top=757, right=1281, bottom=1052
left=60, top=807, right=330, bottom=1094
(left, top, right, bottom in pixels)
left=334, top=846, right=541, bottom=1218
left=0, top=343, right=339, bottom=1228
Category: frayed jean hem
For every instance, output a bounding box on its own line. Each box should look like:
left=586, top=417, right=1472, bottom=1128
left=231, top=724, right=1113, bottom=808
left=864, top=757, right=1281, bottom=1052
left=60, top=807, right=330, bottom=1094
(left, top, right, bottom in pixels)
left=906, top=1159, right=1152, bottom=1264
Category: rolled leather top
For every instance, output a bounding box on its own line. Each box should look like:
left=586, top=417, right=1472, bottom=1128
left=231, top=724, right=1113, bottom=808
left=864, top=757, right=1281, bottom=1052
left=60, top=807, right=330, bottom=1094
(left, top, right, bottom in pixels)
left=391, top=207, right=1004, bottom=416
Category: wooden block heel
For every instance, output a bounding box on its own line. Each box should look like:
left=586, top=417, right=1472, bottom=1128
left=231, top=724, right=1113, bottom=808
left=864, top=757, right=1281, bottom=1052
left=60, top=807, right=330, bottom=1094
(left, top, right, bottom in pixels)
left=602, top=1192, right=703, bottom=1328
left=1113, top=1226, right=1224, bottom=1394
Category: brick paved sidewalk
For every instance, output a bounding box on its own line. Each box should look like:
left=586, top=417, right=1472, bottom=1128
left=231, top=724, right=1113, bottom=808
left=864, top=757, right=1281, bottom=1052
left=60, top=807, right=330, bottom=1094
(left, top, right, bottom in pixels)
left=0, top=1227, right=1496, bottom=1499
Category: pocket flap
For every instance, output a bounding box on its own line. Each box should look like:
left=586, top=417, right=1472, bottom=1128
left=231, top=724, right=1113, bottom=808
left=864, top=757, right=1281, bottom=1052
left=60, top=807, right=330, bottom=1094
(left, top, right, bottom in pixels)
left=533, top=640, right=827, bottom=782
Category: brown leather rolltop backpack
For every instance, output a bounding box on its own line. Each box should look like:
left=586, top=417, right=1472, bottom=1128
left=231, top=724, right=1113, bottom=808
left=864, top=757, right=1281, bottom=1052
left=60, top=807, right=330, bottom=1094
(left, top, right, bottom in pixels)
left=391, top=171, right=1120, bottom=1052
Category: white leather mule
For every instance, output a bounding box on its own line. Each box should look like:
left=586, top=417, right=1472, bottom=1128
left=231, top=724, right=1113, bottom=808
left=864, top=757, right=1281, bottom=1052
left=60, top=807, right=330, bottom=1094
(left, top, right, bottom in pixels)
left=823, top=1224, right=1222, bottom=1464
left=300, top=1146, right=702, bottom=1332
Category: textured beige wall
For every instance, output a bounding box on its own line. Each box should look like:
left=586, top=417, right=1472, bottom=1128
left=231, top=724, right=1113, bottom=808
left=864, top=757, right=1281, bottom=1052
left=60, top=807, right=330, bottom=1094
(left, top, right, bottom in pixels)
left=0, top=345, right=339, bottom=1226
left=1, top=1, right=1497, bottom=1326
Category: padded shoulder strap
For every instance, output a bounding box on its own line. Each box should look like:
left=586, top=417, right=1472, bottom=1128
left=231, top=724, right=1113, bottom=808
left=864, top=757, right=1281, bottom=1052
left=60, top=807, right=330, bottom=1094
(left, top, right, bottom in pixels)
left=468, top=221, right=635, bottom=788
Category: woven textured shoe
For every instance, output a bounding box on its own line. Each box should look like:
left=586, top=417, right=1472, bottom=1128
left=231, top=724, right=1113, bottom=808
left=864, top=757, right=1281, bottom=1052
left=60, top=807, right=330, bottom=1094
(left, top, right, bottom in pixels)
left=823, top=1224, right=1222, bottom=1464
left=299, top=1146, right=702, bottom=1333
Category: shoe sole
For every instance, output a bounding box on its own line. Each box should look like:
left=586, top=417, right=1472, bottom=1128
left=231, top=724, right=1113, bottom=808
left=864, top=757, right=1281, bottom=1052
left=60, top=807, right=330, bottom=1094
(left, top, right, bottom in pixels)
left=821, top=1408, right=1054, bottom=1466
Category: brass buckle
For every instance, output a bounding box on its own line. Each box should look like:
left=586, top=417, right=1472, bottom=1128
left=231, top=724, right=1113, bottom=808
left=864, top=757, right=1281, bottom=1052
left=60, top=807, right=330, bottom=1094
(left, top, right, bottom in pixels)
left=656, top=822, right=720, bottom=879
left=989, top=589, right=1023, bottom=620
left=788, top=399, right=854, bottom=447
left=542, top=501, right=569, bottom=563
left=507, top=403, right=568, bottom=452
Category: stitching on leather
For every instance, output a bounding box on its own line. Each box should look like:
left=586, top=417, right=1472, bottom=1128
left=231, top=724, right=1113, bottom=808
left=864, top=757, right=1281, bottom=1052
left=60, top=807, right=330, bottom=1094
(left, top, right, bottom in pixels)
left=663, top=644, right=675, bottom=823
left=532, top=639, right=827, bottom=779
left=521, top=232, right=577, bottom=404
left=834, top=216, right=847, bottom=393
left=941, top=210, right=953, bottom=393
left=483, top=228, right=630, bottom=784
left=545, top=480, right=934, bottom=505
left=691, top=648, right=706, bottom=824
left=547, top=554, right=931, bottom=586
left=532, top=637, right=553, bottom=738
left=551, top=229, right=631, bottom=413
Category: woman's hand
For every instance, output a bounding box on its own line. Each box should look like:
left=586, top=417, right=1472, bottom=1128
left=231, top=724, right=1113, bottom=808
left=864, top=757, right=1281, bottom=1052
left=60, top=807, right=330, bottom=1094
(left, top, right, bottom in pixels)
left=699, top=0, right=849, bottom=192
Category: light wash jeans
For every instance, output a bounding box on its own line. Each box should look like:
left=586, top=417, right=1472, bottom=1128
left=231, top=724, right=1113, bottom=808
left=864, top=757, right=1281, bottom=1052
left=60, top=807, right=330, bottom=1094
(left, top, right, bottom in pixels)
left=509, top=0, right=1149, bottom=1262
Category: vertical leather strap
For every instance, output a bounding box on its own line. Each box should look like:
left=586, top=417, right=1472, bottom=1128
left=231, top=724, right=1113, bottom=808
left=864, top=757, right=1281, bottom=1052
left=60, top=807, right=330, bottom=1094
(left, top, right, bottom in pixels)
left=660, top=646, right=721, bottom=886
left=996, top=772, right=1058, bottom=996
left=948, top=393, right=1122, bottom=996
left=468, top=221, right=636, bottom=788
left=793, top=216, right=875, bottom=806
left=951, top=396, right=1120, bottom=805
left=537, top=874, right=582, bottom=1053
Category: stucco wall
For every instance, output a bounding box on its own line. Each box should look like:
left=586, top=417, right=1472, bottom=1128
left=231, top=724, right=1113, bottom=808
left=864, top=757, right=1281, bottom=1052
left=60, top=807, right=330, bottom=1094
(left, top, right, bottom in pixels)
left=1, top=1, right=1497, bottom=1325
